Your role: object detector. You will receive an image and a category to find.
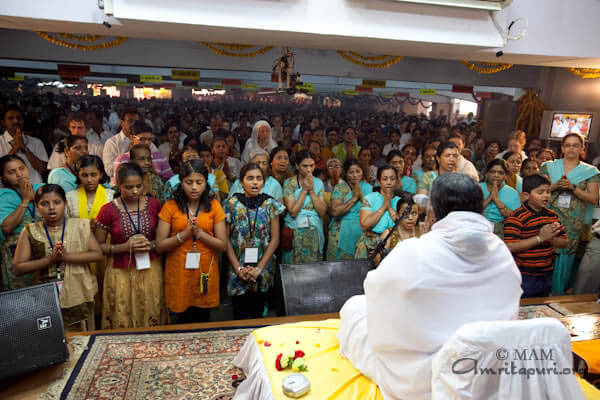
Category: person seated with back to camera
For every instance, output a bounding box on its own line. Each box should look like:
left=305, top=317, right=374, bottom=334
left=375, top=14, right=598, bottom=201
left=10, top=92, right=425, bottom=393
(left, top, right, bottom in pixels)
left=337, top=172, right=522, bottom=400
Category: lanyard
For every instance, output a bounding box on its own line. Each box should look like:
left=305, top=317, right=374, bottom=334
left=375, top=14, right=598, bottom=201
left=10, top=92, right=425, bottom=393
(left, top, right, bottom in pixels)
left=121, top=198, right=141, bottom=234
left=44, top=219, right=66, bottom=280
left=186, top=202, right=201, bottom=250
left=66, top=163, right=76, bottom=176
left=244, top=199, right=261, bottom=240
left=16, top=191, right=36, bottom=218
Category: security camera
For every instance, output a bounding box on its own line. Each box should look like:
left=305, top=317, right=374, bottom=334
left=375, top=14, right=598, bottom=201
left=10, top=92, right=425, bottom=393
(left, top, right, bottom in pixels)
left=496, top=51, right=504, bottom=58
left=103, top=21, right=112, bottom=29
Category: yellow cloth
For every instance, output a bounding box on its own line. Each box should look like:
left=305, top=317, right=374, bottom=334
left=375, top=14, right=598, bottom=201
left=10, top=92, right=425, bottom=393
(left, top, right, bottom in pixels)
left=253, top=319, right=383, bottom=400
left=252, top=319, right=600, bottom=400
left=573, top=340, right=600, bottom=374
left=77, top=184, right=107, bottom=219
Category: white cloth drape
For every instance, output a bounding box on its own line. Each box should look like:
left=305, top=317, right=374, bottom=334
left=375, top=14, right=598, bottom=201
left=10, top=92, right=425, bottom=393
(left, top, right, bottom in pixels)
left=338, top=211, right=523, bottom=400
left=241, top=120, right=278, bottom=164
left=431, top=318, right=585, bottom=400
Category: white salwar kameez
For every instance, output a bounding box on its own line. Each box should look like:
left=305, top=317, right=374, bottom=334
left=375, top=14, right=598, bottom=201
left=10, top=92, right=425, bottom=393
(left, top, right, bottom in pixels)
left=338, top=211, right=523, bottom=400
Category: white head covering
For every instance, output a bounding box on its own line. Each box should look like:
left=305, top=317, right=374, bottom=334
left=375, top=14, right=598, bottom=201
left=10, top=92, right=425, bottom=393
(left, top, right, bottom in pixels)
left=241, top=120, right=278, bottom=164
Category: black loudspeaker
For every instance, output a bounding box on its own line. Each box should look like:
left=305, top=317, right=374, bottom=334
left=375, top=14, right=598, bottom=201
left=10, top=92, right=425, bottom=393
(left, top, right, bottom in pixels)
left=279, top=260, right=375, bottom=316
left=0, top=282, right=68, bottom=380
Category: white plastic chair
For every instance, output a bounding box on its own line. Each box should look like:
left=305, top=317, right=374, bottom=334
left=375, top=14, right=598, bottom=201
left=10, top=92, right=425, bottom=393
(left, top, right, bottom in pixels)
left=431, top=318, right=585, bottom=400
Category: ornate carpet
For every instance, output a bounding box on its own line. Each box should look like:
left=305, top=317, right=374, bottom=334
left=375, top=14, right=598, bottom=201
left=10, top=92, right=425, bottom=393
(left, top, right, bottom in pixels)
left=60, top=328, right=254, bottom=400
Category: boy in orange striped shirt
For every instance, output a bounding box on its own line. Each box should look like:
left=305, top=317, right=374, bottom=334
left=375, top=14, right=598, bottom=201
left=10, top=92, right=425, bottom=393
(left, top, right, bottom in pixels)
left=504, top=174, right=568, bottom=297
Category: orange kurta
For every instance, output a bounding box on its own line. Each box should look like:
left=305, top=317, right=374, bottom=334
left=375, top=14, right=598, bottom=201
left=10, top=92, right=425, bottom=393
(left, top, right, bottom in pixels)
left=159, top=199, right=225, bottom=313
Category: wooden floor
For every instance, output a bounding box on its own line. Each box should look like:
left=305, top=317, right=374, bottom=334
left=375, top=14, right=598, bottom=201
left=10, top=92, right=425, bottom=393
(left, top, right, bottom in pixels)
left=0, top=294, right=597, bottom=400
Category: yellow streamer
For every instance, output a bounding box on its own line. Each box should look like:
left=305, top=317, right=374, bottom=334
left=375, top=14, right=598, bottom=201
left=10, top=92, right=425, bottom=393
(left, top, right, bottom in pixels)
left=568, top=67, right=600, bottom=79
left=337, top=51, right=404, bottom=68
left=200, top=42, right=274, bottom=57
left=36, top=32, right=128, bottom=51
left=460, top=60, right=514, bottom=74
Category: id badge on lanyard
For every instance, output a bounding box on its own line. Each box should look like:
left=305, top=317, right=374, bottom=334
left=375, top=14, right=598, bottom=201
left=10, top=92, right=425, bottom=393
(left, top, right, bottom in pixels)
left=557, top=193, right=572, bottom=209
left=185, top=251, right=201, bottom=269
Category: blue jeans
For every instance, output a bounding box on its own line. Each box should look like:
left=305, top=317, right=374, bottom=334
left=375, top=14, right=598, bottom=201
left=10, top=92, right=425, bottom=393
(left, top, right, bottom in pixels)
left=521, top=273, right=553, bottom=298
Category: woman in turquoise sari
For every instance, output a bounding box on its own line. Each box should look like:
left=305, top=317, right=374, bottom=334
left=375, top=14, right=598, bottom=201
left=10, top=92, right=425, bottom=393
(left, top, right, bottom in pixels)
left=417, top=141, right=459, bottom=196
left=0, top=155, right=43, bottom=291
left=227, top=149, right=283, bottom=201
left=48, top=135, right=89, bottom=194
left=327, top=158, right=373, bottom=260
left=502, top=151, right=523, bottom=192
left=540, top=133, right=600, bottom=294
left=282, top=150, right=328, bottom=263
left=480, top=159, right=521, bottom=238
left=386, top=150, right=417, bottom=194
left=355, top=165, right=400, bottom=259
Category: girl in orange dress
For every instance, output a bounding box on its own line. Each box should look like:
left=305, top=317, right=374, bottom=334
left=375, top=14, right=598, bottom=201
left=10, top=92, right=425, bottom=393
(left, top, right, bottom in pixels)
left=156, top=160, right=227, bottom=323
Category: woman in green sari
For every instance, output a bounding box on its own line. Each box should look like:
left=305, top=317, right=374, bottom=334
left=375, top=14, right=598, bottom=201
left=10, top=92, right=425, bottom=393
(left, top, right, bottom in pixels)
left=355, top=165, right=400, bottom=259
left=327, top=158, right=373, bottom=260
left=540, top=133, right=600, bottom=294
left=282, top=150, right=328, bottom=263
left=0, top=155, right=43, bottom=291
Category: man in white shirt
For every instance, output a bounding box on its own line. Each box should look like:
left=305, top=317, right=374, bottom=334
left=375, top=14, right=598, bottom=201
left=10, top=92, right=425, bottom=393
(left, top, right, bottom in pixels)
left=338, top=173, right=522, bottom=400
left=0, top=106, right=48, bottom=184
left=47, top=112, right=104, bottom=169
left=86, top=109, right=113, bottom=144
left=199, top=113, right=223, bottom=146
left=103, top=108, right=141, bottom=178
left=449, top=134, right=480, bottom=182
left=382, top=130, right=405, bottom=157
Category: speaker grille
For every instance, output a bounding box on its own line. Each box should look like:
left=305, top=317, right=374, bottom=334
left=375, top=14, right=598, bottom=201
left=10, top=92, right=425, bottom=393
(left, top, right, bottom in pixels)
left=0, top=283, right=68, bottom=380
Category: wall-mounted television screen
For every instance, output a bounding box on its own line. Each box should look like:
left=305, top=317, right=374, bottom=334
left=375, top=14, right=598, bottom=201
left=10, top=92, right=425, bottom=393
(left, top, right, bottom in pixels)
left=550, top=112, right=593, bottom=140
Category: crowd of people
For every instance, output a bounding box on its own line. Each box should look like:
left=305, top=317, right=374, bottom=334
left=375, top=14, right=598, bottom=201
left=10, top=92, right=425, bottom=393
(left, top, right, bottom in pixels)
left=0, top=92, right=599, bottom=331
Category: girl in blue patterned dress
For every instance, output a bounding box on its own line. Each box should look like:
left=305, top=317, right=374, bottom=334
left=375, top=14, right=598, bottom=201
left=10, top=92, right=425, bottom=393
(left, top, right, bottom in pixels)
left=224, top=162, right=286, bottom=319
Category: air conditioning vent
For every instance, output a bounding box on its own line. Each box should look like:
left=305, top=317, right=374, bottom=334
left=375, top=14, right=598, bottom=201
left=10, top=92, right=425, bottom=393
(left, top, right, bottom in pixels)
left=390, top=0, right=511, bottom=11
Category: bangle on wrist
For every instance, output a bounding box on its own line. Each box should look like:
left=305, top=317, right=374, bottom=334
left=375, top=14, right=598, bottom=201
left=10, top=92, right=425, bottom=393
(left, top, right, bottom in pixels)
left=536, top=235, right=541, bottom=245
left=176, top=232, right=184, bottom=244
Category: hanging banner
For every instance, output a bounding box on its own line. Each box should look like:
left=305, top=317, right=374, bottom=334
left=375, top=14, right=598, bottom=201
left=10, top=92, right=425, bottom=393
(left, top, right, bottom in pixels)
left=355, top=86, right=373, bottom=93
left=212, top=84, right=224, bottom=90
left=181, top=80, right=198, bottom=87
left=362, top=79, right=386, bottom=88
left=452, top=84, right=474, bottom=93
left=58, top=64, right=90, bottom=82
left=7, top=75, right=25, bottom=81
left=475, top=91, right=493, bottom=99
left=242, top=83, right=258, bottom=90
left=114, top=81, right=129, bottom=87
left=381, top=93, right=393, bottom=98
left=171, top=70, right=200, bottom=80
left=419, top=89, right=437, bottom=95
left=140, top=75, right=163, bottom=83
left=344, top=89, right=359, bottom=96
left=395, top=92, right=410, bottom=97
left=221, top=78, right=242, bottom=86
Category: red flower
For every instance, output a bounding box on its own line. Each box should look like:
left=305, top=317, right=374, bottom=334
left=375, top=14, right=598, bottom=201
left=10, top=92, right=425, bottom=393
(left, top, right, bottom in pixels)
left=264, top=341, right=271, bottom=347
left=296, top=340, right=300, bottom=344
left=294, top=350, right=305, bottom=360
left=275, top=353, right=284, bottom=371
left=232, top=374, right=239, bottom=380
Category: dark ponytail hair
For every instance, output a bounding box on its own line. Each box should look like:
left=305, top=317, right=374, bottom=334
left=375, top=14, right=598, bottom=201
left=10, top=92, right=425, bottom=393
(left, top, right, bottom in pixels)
left=75, top=155, right=109, bottom=185
left=395, top=191, right=416, bottom=220
left=34, top=184, right=66, bottom=204
left=173, top=159, right=213, bottom=214
left=56, top=135, right=88, bottom=153
left=0, top=155, right=26, bottom=189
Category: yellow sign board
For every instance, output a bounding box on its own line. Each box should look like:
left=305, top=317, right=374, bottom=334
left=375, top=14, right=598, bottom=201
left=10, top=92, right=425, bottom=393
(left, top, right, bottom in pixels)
left=140, top=75, right=163, bottom=83
left=296, top=82, right=314, bottom=90
left=419, top=89, right=437, bottom=95
left=212, top=84, right=224, bottom=90
left=171, top=70, right=200, bottom=80
left=344, top=89, right=359, bottom=96
left=114, top=81, right=129, bottom=87
left=7, top=75, right=25, bottom=81
left=362, top=79, right=386, bottom=88
left=381, top=93, right=393, bottom=98
left=242, top=83, right=258, bottom=90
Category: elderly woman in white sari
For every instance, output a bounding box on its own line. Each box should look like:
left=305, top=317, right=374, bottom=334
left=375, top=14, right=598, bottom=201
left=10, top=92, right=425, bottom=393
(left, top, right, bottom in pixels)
left=241, top=120, right=278, bottom=164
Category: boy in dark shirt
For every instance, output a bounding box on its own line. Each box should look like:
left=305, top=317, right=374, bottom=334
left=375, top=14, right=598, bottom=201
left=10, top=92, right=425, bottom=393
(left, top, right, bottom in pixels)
left=504, top=174, right=568, bottom=297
